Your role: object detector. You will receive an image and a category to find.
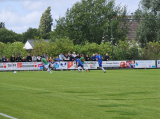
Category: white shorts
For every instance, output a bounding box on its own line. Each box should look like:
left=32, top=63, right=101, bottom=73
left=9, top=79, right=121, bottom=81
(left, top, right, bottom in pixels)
left=51, top=64, right=54, bottom=67
left=44, top=64, right=49, bottom=69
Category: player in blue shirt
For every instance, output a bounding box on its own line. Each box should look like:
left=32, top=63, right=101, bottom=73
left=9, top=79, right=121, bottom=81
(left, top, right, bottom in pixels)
left=96, top=53, right=106, bottom=73
left=75, top=57, right=89, bottom=72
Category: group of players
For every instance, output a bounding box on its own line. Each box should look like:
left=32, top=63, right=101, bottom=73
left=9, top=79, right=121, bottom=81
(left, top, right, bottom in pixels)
left=41, top=53, right=106, bottom=74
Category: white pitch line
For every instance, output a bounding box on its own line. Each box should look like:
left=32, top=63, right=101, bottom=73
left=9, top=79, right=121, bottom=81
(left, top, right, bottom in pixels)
left=0, top=113, right=18, bottom=119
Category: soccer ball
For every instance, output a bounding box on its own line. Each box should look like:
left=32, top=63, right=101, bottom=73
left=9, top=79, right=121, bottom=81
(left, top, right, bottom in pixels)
left=14, top=71, right=17, bottom=74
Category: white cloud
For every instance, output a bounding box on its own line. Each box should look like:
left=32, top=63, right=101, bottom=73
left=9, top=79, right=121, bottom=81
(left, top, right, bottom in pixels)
left=8, top=26, right=28, bottom=32
left=0, top=9, right=19, bottom=24
left=21, top=11, right=42, bottom=24
left=23, top=1, right=46, bottom=11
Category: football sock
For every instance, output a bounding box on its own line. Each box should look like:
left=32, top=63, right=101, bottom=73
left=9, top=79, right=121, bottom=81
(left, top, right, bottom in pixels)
left=101, top=67, right=105, bottom=71
left=78, top=67, right=81, bottom=71
left=81, top=67, right=84, bottom=71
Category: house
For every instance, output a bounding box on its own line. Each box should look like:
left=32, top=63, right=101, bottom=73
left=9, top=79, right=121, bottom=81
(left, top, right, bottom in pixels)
left=127, top=21, right=139, bottom=40
left=23, top=39, right=49, bottom=50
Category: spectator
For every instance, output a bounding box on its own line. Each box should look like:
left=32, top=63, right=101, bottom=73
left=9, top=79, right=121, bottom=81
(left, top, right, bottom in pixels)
left=55, top=56, right=61, bottom=61
left=10, top=54, right=15, bottom=62
left=50, top=59, right=55, bottom=70
left=49, top=57, right=52, bottom=62
left=85, top=54, right=90, bottom=61
left=73, top=52, right=77, bottom=57
left=68, top=51, right=72, bottom=61
left=104, top=53, right=109, bottom=61
left=42, top=52, right=47, bottom=59
left=37, top=55, right=41, bottom=62
left=76, top=54, right=80, bottom=59
left=26, top=53, right=32, bottom=62
left=59, top=52, right=64, bottom=60
left=32, top=55, right=37, bottom=62
left=2, top=55, right=7, bottom=62
left=22, top=57, right=26, bottom=62
left=16, top=54, right=21, bottom=62
left=63, top=53, right=70, bottom=61
left=6, top=58, right=9, bottom=62
left=91, top=54, right=96, bottom=61
left=46, top=55, right=49, bottom=60
left=80, top=54, right=85, bottom=64
left=70, top=54, right=75, bottom=61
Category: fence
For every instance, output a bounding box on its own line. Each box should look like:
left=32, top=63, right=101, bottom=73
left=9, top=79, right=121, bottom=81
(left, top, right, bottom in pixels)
left=0, top=60, right=160, bottom=71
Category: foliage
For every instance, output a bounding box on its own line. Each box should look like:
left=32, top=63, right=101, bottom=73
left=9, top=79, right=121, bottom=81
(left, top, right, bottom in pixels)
left=38, top=6, right=53, bottom=35
left=22, top=28, right=41, bottom=43
left=139, top=41, right=160, bottom=60
left=133, top=0, right=160, bottom=47
left=1, top=37, right=160, bottom=60
left=113, top=40, right=139, bottom=60
left=54, top=0, right=129, bottom=44
left=0, top=22, right=5, bottom=29
left=0, top=42, right=5, bottom=58
left=32, top=37, right=75, bottom=57
left=0, top=28, right=22, bottom=43
left=2, top=42, right=27, bottom=59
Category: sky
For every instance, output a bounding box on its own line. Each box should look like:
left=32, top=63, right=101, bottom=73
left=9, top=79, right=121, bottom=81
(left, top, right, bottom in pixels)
left=0, top=0, right=140, bottom=34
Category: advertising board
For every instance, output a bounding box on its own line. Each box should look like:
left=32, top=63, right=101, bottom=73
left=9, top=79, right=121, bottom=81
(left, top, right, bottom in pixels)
left=102, top=61, right=126, bottom=68
left=157, top=60, right=160, bottom=68
left=134, top=60, right=155, bottom=68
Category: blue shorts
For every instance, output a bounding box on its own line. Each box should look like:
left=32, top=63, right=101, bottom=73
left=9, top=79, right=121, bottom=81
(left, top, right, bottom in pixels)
left=98, top=61, right=102, bottom=67
left=78, top=63, right=83, bottom=67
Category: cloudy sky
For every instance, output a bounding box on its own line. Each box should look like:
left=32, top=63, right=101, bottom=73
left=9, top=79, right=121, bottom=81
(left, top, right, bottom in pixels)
left=0, top=0, right=140, bottom=34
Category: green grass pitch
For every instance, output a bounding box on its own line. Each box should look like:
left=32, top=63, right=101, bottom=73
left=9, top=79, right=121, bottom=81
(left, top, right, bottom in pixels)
left=0, top=69, right=160, bottom=119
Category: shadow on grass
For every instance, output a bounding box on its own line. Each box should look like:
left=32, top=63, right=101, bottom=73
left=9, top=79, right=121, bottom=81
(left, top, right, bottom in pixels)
left=33, top=92, right=51, bottom=94
left=65, top=91, right=96, bottom=94
left=105, top=91, right=151, bottom=96
left=98, top=104, right=129, bottom=107
left=106, top=110, right=139, bottom=115
left=112, top=117, right=132, bottom=119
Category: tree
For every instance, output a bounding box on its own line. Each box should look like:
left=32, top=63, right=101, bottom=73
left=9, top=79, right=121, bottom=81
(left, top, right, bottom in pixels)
left=134, top=0, right=160, bottom=47
left=140, top=41, right=160, bottom=60
left=0, top=22, right=5, bottom=29
left=38, top=6, right=53, bottom=35
left=2, top=42, right=27, bottom=59
left=0, top=42, right=5, bottom=58
left=0, top=28, right=22, bottom=43
left=54, top=0, right=129, bottom=44
left=22, top=28, right=40, bottom=43
left=32, top=38, right=75, bottom=57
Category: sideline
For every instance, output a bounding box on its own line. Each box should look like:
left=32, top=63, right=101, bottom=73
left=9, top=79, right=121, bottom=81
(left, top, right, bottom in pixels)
left=0, top=113, right=18, bottom=119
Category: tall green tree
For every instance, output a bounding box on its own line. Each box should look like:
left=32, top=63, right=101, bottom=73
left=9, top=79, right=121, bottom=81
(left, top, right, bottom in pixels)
left=54, top=0, right=129, bottom=44
left=22, top=28, right=40, bottom=43
left=134, top=0, right=160, bottom=47
left=38, top=6, right=53, bottom=35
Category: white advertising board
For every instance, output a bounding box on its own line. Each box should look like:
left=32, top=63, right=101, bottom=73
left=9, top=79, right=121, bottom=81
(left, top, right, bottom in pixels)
left=0, top=63, right=5, bottom=70
left=102, top=61, right=126, bottom=68
left=54, top=61, right=68, bottom=69
left=134, top=60, right=156, bottom=68
left=0, top=62, right=41, bottom=70
left=83, top=61, right=98, bottom=69
left=21, top=62, right=37, bottom=70
left=67, top=61, right=98, bottom=69
left=157, top=60, right=160, bottom=68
